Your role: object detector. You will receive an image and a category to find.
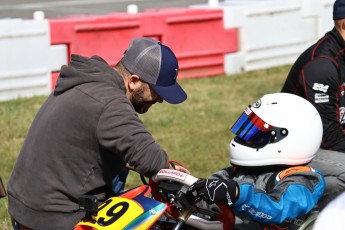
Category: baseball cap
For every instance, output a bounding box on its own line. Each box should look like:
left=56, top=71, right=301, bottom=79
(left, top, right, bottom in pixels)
left=333, top=0, right=345, bottom=20
left=121, top=37, right=187, bottom=104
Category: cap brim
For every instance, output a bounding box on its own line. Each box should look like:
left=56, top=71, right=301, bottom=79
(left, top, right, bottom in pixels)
left=150, top=82, right=187, bottom=104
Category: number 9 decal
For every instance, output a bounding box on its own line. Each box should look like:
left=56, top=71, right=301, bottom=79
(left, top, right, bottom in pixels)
left=98, top=201, right=129, bottom=226
left=76, top=197, right=144, bottom=230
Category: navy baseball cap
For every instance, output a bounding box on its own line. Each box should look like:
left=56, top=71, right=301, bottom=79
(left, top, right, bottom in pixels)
left=121, top=37, right=187, bottom=104
left=333, top=0, right=345, bottom=20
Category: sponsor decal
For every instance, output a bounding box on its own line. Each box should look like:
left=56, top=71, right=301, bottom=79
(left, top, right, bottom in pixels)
left=314, top=93, right=329, bottom=103
left=208, top=180, right=218, bottom=188
left=241, top=204, right=272, bottom=220
left=159, top=169, right=186, bottom=179
left=312, top=83, right=329, bottom=93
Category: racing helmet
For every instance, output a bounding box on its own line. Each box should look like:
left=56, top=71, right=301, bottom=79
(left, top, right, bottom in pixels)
left=229, top=93, right=323, bottom=166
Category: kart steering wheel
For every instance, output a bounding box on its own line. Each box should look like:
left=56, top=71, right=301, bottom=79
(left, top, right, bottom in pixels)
left=148, top=168, right=235, bottom=230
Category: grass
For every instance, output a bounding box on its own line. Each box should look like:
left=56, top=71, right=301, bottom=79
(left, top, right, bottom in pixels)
left=0, top=65, right=289, bottom=228
left=0, top=96, right=47, bottom=229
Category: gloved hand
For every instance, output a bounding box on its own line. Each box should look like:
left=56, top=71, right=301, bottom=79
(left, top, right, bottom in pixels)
left=189, top=178, right=238, bottom=206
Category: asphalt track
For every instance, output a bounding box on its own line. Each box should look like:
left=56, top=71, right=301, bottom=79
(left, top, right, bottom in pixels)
left=0, top=0, right=209, bottom=19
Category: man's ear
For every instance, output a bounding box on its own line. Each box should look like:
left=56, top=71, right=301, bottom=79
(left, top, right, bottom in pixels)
left=127, top=74, right=141, bottom=92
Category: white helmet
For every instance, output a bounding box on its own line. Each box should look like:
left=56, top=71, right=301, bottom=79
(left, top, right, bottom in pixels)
left=229, top=93, right=323, bottom=166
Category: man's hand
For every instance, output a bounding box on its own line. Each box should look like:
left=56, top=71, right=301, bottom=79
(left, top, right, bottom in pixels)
left=167, top=161, right=190, bottom=174
left=189, top=178, right=238, bottom=206
left=170, top=164, right=190, bottom=174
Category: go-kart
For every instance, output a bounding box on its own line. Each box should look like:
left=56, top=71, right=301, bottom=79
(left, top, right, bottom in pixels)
left=74, top=166, right=318, bottom=230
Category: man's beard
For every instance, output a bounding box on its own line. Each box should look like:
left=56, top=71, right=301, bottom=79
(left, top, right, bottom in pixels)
left=131, top=85, right=154, bottom=114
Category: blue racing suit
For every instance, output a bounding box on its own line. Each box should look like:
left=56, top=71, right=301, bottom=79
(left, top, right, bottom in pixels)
left=210, top=166, right=325, bottom=226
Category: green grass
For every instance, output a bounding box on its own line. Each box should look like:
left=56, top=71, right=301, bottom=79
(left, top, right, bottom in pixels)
left=0, top=65, right=289, bottom=228
left=0, top=96, right=47, bottom=229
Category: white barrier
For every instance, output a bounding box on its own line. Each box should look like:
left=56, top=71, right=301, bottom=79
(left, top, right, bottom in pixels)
left=0, top=18, right=67, bottom=102
left=0, top=0, right=337, bottom=102
left=319, top=0, right=335, bottom=37
left=191, top=0, right=335, bottom=75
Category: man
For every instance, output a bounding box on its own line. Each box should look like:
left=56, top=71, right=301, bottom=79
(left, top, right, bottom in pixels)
left=281, top=0, right=345, bottom=209
left=7, top=37, right=189, bottom=229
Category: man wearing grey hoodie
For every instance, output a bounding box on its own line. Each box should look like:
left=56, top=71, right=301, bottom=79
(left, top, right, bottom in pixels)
left=7, top=37, right=189, bottom=229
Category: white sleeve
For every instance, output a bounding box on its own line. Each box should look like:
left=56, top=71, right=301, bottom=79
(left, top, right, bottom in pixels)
left=313, top=192, right=345, bottom=230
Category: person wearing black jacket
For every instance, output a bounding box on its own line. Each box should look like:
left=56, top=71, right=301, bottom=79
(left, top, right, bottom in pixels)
left=7, top=37, right=189, bottom=229
left=281, top=0, right=345, bottom=210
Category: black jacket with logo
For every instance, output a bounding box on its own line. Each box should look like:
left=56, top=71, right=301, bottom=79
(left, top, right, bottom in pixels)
left=282, top=27, right=345, bottom=152
left=7, top=54, right=168, bottom=229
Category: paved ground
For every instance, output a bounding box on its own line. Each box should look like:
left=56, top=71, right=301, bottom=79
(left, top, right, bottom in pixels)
left=0, top=0, right=209, bottom=19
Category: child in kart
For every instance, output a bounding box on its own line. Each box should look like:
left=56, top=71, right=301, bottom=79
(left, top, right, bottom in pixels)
left=190, top=93, right=325, bottom=229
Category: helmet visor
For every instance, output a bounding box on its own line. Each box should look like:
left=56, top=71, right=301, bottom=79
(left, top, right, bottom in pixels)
left=230, top=106, right=273, bottom=147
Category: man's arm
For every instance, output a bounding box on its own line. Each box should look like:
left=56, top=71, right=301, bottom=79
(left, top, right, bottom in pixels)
left=97, top=99, right=168, bottom=177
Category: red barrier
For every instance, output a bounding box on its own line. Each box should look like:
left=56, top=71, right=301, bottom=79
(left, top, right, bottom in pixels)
left=49, top=8, right=238, bottom=87
left=50, top=13, right=142, bottom=66
left=51, top=72, right=59, bottom=89
left=142, top=8, right=238, bottom=79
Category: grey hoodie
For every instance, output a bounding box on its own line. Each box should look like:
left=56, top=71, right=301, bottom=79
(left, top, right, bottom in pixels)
left=7, top=54, right=168, bottom=229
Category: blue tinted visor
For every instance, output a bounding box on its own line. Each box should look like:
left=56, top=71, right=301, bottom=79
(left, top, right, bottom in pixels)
left=230, top=107, right=273, bottom=147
